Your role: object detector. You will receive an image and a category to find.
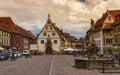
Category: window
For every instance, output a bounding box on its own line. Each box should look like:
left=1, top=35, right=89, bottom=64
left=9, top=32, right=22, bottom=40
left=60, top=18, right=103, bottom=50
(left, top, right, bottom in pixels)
left=2, top=31, right=3, bottom=36
left=54, top=40, right=57, bottom=44
left=108, top=16, right=111, bottom=21
left=48, top=34, right=50, bottom=37
left=52, top=32, right=55, bottom=36
left=115, top=37, right=118, bottom=43
left=0, top=31, right=2, bottom=36
left=106, top=39, right=112, bottom=44
left=41, top=40, right=44, bottom=44
left=51, top=26, right=52, bottom=30
left=15, top=35, right=19, bottom=38
left=99, top=40, right=100, bottom=45
left=43, top=33, right=46, bottom=36
left=46, top=27, right=48, bottom=30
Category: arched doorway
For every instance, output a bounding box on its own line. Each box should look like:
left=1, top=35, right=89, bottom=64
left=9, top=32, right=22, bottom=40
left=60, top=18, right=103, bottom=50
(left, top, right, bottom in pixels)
left=45, top=47, right=53, bottom=54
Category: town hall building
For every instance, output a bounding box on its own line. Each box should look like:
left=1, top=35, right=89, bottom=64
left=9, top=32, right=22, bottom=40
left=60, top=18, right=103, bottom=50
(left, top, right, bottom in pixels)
left=37, top=14, right=65, bottom=54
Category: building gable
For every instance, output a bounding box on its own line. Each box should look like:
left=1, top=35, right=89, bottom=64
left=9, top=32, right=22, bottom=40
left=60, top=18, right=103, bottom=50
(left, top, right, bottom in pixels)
left=38, top=14, right=62, bottom=39
left=103, top=13, right=114, bottom=23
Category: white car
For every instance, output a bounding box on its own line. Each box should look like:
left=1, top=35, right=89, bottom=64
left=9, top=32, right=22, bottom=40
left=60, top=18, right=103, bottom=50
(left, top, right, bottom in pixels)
left=22, top=50, right=30, bottom=55
left=10, top=51, right=22, bottom=58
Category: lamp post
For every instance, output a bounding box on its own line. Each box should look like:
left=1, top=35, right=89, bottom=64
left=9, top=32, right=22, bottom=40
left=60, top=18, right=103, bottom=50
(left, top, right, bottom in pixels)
left=16, top=43, right=19, bottom=58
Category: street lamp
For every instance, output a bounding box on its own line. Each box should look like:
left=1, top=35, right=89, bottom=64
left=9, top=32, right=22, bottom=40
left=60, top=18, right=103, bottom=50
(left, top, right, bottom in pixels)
left=16, top=43, right=19, bottom=58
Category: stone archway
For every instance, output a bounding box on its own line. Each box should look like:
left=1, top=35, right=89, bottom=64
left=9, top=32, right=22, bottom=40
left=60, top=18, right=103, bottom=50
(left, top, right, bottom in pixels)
left=45, top=47, right=53, bottom=54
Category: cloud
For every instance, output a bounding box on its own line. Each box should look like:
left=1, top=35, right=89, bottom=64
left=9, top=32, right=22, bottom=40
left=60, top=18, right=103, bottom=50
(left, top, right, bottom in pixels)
left=0, top=0, right=120, bottom=39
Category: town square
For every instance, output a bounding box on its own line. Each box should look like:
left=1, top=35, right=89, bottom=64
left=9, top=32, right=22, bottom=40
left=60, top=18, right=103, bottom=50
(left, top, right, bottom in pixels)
left=0, top=0, right=120, bottom=75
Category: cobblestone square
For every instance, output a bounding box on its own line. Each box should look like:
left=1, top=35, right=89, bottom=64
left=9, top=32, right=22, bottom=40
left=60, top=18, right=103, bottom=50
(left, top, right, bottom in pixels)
left=0, top=55, right=119, bottom=75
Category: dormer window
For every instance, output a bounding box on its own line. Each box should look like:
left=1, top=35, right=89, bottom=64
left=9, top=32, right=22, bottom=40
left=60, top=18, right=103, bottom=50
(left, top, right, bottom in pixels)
left=116, top=15, right=120, bottom=21
left=108, top=16, right=111, bottom=21
left=41, top=40, right=44, bottom=44
left=54, top=40, right=57, bottom=44
left=43, top=32, right=46, bottom=36
left=51, top=26, right=52, bottom=30
left=46, top=27, right=48, bottom=30
left=52, top=32, right=55, bottom=36
left=48, top=34, right=50, bottom=37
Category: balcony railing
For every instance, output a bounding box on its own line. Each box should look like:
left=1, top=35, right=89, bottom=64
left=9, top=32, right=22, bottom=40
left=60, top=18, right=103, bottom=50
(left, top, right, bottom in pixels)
left=45, top=42, right=52, bottom=47
left=104, top=34, right=113, bottom=38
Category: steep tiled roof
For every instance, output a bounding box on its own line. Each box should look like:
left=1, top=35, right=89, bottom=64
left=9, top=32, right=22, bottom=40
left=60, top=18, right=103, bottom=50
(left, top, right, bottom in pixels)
left=0, top=17, right=22, bottom=34
left=112, top=13, right=120, bottom=27
left=27, top=30, right=36, bottom=39
left=63, top=32, right=78, bottom=42
left=52, top=23, right=64, bottom=37
left=63, top=32, right=71, bottom=41
left=16, top=25, right=30, bottom=38
left=94, top=13, right=108, bottom=32
left=0, top=17, right=35, bottom=39
left=37, top=14, right=64, bottom=39
left=12, top=25, right=21, bottom=34
left=94, top=10, right=120, bottom=31
left=70, top=36, right=78, bottom=42
left=108, top=10, right=120, bottom=19
left=102, top=10, right=120, bottom=30
left=0, top=17, right=13, bottom=32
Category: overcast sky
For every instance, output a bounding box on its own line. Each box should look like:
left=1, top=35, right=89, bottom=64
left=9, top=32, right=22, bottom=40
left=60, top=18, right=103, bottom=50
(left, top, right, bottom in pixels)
left=0, top=0, right=120, bottom=39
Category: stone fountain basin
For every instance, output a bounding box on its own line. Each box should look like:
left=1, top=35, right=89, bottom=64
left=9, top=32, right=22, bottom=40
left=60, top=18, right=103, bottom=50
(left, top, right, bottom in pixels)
left=75, top=57, right=113, bottom=69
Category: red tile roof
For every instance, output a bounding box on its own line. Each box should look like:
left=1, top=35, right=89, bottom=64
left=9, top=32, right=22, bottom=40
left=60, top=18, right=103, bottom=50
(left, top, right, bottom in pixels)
left=108, top=10, right=120, bottom=19
left=0, top=17, right=22, bottom=34
left=27, top=30, right=36, bottom=39
left=0, top=17, right=13, bottom=32
left=0, top=17, right=35, bottom=38
left=94, top=13, right=108, bottom=31
left=93, top=10, right=120, bottom=31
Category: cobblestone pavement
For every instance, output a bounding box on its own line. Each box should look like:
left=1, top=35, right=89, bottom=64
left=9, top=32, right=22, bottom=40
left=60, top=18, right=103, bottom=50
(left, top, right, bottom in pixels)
left=0, top=55, right=53, bottom=75
left=0, top=55, right=120, bottom=75
left=52, top=55, right=120, bottom=75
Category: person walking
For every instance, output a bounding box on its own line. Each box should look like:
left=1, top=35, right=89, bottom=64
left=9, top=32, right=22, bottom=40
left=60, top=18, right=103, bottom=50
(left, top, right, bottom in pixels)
left=11, top=51, right=15, bottom=61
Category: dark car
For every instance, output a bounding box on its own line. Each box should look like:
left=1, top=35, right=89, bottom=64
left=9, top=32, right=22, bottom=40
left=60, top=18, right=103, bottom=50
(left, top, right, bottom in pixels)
left=103, top=53, right=113, bottom=58
left=115, top=52, right=120, bottom=58
left=0, top=53, right=9, bottom=60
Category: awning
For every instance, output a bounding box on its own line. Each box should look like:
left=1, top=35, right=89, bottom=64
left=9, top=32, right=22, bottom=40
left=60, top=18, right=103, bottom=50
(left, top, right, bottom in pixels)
left=2, top=46, right=11, bottom=49
left=64, top=47, right=78, bottom=51
left=0, top=46, right=4, bottom=50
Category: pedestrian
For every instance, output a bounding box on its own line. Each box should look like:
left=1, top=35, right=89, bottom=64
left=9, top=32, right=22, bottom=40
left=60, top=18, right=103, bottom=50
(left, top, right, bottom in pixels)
left=25, top=50, right=32, bottom=58
left=11, top=51, right=15, bottom=61
left=28, top=52, right=32, bottom=58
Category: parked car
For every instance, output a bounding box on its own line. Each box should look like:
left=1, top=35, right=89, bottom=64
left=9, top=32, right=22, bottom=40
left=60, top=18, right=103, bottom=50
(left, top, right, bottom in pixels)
left=22, top=50, right=29, bottom=55
left=115, top=52, right=120, bottom=58
left=22, top=50, right=32, bottom=58
left=103, top=53, right=113, bottom=58
left=22, top=50, right=30, bottom=57
left=9, top=51, right=22, bottom=58
left=14, top=52, right=22, bottom=58
left=0, top=53, right=9, bottom=60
